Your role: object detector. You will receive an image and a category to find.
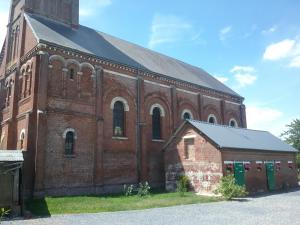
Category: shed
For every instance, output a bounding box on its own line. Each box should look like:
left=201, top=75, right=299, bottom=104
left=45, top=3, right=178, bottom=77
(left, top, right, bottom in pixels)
left=164, top=120, right=299, bottom=195
left=0, top=150, right=24, bottom=215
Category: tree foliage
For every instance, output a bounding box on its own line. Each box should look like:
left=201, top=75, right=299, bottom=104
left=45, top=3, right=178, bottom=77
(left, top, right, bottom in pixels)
left=281, top=119, right=300, bottom=150
left=281, top=119, right=300, bottom=168
left=214, top=175, right=248, bottom=200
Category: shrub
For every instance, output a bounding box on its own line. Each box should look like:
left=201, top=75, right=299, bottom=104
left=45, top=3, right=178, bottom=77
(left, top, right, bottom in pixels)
left=176, top=175, right=189, bottom=196
left=137, top=182, right=151, bottom=197
left=0, top=208, right=10, bottom=221
left=123, top=184, right=134, bottom=197
left=215, top=174, right=248, bottom=200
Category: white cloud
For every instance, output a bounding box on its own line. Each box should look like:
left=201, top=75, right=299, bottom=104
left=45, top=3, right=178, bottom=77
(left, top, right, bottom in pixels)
left=263, top=38, right=300, bottom=68
left=289, top=55, right=300, bottom=68
left=246, top=105, right=284, bottom=136
left=214, top=76, right=228, bottom=83
left=79, top=0, right=112, bottom=17
left=262, top=25, right=277, bottom=35
left=230, top=66, right=255, bottom=74
left=219, top=26, right=232, bottom=41
left=234, top=73, right=257, bottom=87
left=263, top=39, right=295, bottom=60
left=148, top=14, right=202, bottom=49
left=230, top=66, right=257, bottom=88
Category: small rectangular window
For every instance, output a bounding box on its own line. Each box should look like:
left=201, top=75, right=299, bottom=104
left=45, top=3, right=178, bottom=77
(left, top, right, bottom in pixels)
left=184, top=138, right=195, bottom=160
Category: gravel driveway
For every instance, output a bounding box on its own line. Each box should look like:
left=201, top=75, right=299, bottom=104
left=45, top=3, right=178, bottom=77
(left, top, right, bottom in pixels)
left=3, top=189, right=300, bottom=225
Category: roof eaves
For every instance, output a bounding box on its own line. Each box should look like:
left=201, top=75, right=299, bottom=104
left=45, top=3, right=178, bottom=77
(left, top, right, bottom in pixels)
left=220, top=146, right=298, bottom=153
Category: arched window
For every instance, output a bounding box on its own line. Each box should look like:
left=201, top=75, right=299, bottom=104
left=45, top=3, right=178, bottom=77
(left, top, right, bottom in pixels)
left=65, top=131, right=75, bottom=155
left=229, top=119, right=238, bottom=127
left=152, top=107, right=162, bottom=139
left=113, top=101, right=125, bottom=137
left=183, top=112, right=191, bottom=120
left=181, top=109, right=193, bottom=120
left=208, top=114, right=217, bottom=124
left=69, top=68, right=75, bottom=80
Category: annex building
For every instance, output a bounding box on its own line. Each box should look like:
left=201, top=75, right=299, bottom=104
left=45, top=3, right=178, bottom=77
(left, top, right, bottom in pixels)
left=0, top=0, right=297, bottom=200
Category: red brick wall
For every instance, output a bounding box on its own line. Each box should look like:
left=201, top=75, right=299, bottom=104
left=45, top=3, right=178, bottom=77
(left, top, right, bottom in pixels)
left=222, top=150, right=298, bottom=193
left=165, top=125, right=223, bottom=194
left=44, top=113, right=95, bottom=190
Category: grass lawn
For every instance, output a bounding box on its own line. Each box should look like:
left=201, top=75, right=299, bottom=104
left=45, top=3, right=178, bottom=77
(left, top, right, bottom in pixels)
left=26, top=192, right=220, bottom=216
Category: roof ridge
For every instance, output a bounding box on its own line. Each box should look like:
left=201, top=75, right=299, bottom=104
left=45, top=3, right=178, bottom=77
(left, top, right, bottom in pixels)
left=188, top=119, right=271, bottom=133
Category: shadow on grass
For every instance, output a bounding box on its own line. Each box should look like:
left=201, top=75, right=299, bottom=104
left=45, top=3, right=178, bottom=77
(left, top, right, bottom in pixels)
left=26, top=198, right=50, bottom=217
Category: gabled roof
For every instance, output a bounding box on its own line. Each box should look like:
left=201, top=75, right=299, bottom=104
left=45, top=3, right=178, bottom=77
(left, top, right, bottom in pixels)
left=164, top=120, right=298, bottom=153
left=24, top=13, right=241, bottom=98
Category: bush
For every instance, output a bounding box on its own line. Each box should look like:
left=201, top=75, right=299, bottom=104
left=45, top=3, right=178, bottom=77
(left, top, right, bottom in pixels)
left=123, top=184, right=134, bottom=197
left=176, top=175, right=189, bottom=196
left=0, top=208, right=10, bottom=221
left=137, top=182, right=151, bottom=197
left=215, top=174, right=248, bottom=200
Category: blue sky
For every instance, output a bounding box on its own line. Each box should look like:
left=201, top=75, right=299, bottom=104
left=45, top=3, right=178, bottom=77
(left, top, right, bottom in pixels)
left=0, top=0, right=299, bottom=136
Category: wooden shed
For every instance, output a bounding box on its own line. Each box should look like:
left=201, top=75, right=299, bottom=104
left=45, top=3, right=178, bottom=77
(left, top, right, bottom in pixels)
left=0, top=150, right=24, bottom=216
left=163, top=120, right=299, bottom=195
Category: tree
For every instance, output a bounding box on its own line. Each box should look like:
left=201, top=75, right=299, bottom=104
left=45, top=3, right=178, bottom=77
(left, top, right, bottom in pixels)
left=281, top=119, right=300, bottom=168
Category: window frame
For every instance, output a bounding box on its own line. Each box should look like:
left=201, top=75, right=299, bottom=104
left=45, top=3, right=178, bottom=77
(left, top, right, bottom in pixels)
left=152, top=107, right=162, bottom=140
left=113, top=101, right=126, bottom=137
left=229, top=118, right=238, bottom=127
left=63, top=128, right=77, bottom=156
left=207, top=114, right=217, bottom=124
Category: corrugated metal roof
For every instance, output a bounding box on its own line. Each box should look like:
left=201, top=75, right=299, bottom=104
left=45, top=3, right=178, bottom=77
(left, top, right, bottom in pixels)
left=0, top=150, right=24, bottom=162
left=187, top=120, right=298, bottom=152
left=24, top=13, right=241, bottom=98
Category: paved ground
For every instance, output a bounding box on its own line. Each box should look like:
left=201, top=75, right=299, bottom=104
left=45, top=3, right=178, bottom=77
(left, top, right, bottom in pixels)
left=3, top=189, right=300, bottom=225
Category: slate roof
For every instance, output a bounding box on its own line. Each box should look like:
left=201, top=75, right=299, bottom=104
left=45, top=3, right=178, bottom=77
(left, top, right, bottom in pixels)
left=165, top=120, right=298, bottom=153
left=25, top=13, right=241, bottom=98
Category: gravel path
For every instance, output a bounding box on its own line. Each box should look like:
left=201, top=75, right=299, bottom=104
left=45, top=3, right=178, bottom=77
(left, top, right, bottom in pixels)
left=3, top=189, right=300, bottom=225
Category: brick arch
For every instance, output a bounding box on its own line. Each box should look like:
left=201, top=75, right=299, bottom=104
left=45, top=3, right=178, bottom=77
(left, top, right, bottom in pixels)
left=66, top=59, right=80, bottom=70
left=80, top=62, right=96, bottom=76
left=203, top=104, right=221, bottom=124
left=144, top=93, right=171, bottom=117
left=145, top=93, right=171, bottom=140
left=225, top=110, right=240, bottom=127
left=103, top=83, right=136, bottom=139
left=178, top=100, right=198, bottom=120
left=49, top=55, right=66, bottom=68
left=103, top=80, right=136, bottom=107
left=20, top=59, right=33, bottom=74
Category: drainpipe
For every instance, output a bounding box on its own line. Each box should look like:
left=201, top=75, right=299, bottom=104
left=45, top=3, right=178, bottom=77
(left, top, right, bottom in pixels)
left=136, top=73, right=142, bottom=183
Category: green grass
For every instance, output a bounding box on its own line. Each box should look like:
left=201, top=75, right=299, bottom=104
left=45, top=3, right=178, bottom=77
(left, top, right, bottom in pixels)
left=26, top=192, right=220, bottom=216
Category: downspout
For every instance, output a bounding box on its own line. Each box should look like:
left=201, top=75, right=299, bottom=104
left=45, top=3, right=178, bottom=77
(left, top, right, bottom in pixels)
left=136, top=73, right=141, bottom=183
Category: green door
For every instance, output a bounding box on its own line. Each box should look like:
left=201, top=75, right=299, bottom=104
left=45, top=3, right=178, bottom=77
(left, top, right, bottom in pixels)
left=265, top=163, right=276, bottom=191
left=234, top=162, right=245, bottom=186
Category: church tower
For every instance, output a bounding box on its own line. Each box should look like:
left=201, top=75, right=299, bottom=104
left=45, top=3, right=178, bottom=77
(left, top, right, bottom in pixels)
left=3, top=0, right=79, bottom=66
left=10, top=0, right=79, bottom=28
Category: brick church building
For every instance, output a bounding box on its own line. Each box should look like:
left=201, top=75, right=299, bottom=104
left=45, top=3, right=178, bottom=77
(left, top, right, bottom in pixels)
left=0, top=0, right=247, bottom=197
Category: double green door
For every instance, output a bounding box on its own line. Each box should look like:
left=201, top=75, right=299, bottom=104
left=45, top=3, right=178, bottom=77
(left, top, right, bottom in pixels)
left=234, top=162, right=245, bottom=186
left=265, top=163, right=276, bottom=191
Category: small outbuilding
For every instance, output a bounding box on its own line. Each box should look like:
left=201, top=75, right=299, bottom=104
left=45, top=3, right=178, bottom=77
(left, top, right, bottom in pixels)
left=164, top=120, right=299, bottom=195
left=0, top=150, right=24, bottom=216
